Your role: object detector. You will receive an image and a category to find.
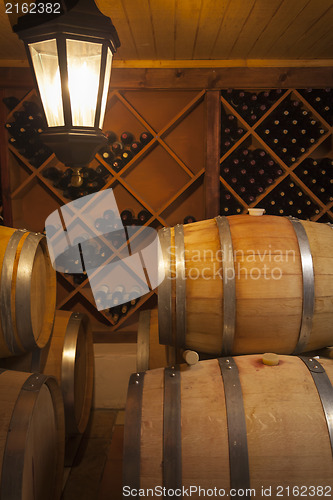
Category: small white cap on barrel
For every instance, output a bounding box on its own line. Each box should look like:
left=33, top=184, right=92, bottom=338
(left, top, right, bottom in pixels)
left=183, top=350, right=199, bottom=365
left=262, top=353, right=279, bottom=366
left=248, top=208, right=266, bottom=216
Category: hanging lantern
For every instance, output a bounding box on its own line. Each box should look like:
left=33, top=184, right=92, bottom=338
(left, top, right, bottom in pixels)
left=14, top=0, right=120, bottom=181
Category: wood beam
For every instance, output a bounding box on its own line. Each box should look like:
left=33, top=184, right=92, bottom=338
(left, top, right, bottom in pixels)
left=1, top=66, right=333, bottom=90
left=0, top=89, right=13, bottom=226
left=205, top=91, right=221, bottom=219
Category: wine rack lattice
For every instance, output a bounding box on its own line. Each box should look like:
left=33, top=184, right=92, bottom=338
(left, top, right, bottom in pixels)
left=3, top=89, right=206, bottom=332
left=219, top=88, right=333, bottom=222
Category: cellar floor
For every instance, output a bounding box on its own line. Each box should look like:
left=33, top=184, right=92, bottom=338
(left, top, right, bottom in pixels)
left=62, top=409, right=124, bottom=500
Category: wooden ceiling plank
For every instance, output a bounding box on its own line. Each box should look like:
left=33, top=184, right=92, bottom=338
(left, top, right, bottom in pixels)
left=230, top=0, right=285, bottom=59
left=304, top=35, right=333, bottom=59
left=265, top=0, right=333, bottom=58
left=120, top=0, right=156, bottom=59
left=285, top=7, right=333, bottom=59
left=210, top=0, right=256, bottom=59
left=0, top=2, right=26, bottom=61
left=192, top=0, right=231, bottom=59
left=174, top=0, right=203, bottom=59
left=246, top=0, right=309, bottom=58
left=150, top=0, right=176, bottom=59
left=95, top=0, right=138, bottom=59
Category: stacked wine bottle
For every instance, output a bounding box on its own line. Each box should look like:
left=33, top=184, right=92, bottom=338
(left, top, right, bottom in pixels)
left=220, top=145, right=283, bottom=204
left=259, top=177, right=321, bottom=219
left=220, top=184, right=244, bottom=215
left=95, top=284, right=141, bottom=324
left=98, top=130, right=153, bottom=173
left=257, top=96, right=327, bottom=165
left=3, top=97, right=53, bottom=167
left=42, top=164, right=110, bottom=200
left=220, top=107, right=246, bottom=156
left=120, top=208, right=152, bottom=226
left=297, top=88, right=333, bottom=126
left=221, top=89, right=285, bottom=126
left=294, top=157, right=333, bottom=205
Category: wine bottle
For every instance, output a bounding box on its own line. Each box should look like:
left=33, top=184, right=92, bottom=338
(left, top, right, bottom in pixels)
left=42, top=166, right=62, bottom=183
left=120, top=209, right=134, bottom=226
left=97, top=246, right=112, bottom=267
left=29, top=145, right=52, bottom=166
left=140, top=131, right=153, bottom=145
left=63, top=185, right=83, bottom=200
left=251, top=149, right=267, bottom=163
left=86, top=178, right=106, bottom=194
left=103, top=209, right=122, bottom=232
left=111, top=158, right=124, bottom=172
left=95, top=285, right=109, bottom=310
left=121, top=150, right=134, bottom=164
left=5, top=121, right=28, bottom=139
left=94, top=217, right=106, bottom=232
left=2, top=96, right=20, bottom=110
left=120, top=294, right=131, bottom=315
left=81, top=167, right=98, bottom=182
left=56, top=168, right=72, bottom=190
left=104, top=130, right=117, bottom=144
left=109, top=305, right=122, bottom=324
left=267, top=89, right=284, bottom=102
left=99, top=147, right=114, bottom=165
left=111, top=141, right=124, bottom=155
left=128, top=286, right=141, bottom=305
left=107, top=232, right=126, bottom=249
left=95, top=164, right=110, bottom=178
left=183, top=215, right=197, bottom=224
left=137, top=210, right=151, bottom=225
left=120, top=131, right=134, bottom=145
left=130, top=141, right=143, bottom=154
left=111, top=285, right=125, bottom=306
left=12, top=110, right=33, bottom=128
left=73, top=272, right=87, bottom=285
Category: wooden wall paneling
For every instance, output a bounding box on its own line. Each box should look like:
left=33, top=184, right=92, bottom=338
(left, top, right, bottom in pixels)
left=0, top=89, right=13, bottom=226
left=205, top=90, right=221, bottom=218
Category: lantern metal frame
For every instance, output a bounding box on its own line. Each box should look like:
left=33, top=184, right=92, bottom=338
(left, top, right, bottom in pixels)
left=14, top=0, right=120, bottom=168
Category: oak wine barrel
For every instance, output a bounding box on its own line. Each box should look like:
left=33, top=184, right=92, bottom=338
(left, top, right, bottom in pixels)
left=137, top=309, right=213, bottom=370
left=0, top=311, right=94, bottom=436
left=0, top=369, right=65, bottom=500
left=0, top=226, right=56, bottom=358
left=158, top=215, right=333, bottom=355
left=123, top=355, right=333, bottom=496
left=137, top=309, right=177, bottom=371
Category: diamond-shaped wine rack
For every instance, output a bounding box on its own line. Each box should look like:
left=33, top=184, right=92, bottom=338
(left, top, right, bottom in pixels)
left=3, top=88, right=206, bottom=332
left=220, top=88, right=333, bottom=223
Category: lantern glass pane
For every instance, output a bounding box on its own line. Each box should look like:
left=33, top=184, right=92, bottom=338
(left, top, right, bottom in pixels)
left=66, top=39, right=102, bottom=127
left=99, top=47, right=113, bottom=129
left=29, top=39, right=64, bottom=127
